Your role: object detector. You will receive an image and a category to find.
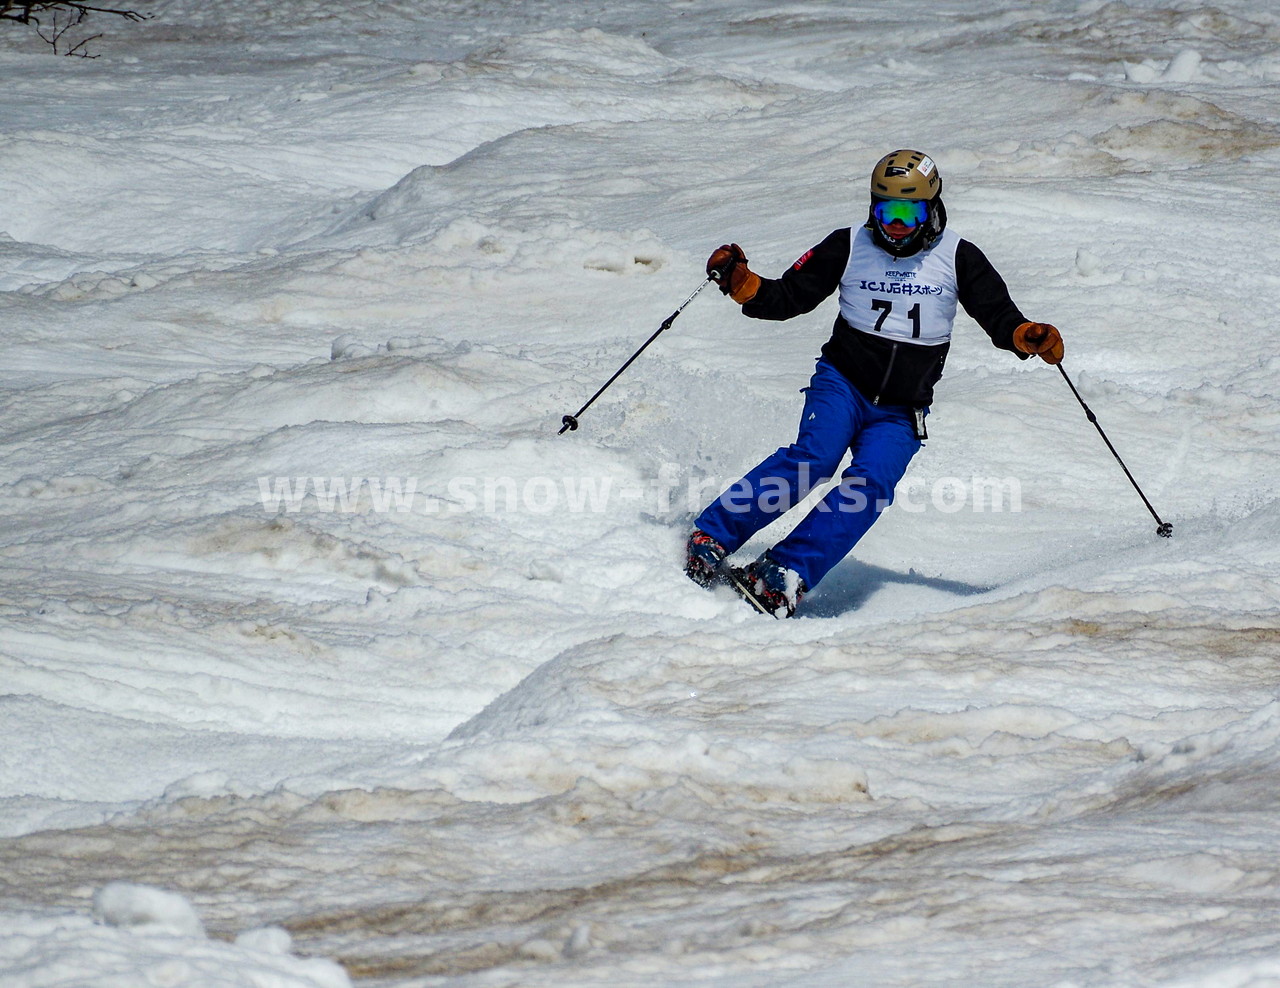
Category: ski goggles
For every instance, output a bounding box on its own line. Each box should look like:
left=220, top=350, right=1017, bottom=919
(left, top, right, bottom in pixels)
left=873, top=198, right=929, bottom=229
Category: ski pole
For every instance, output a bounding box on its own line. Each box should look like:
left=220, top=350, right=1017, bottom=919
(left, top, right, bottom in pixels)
left=558, top=275, right=717, bottom=434
left=1056, top=362, right=1173, bottom=538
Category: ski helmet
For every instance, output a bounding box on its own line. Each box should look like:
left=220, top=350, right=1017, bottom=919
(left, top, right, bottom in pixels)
left=866, top=149, right=946, bottom=258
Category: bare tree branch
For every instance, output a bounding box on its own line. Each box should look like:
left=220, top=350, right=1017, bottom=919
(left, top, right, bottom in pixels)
left=1, top=1, right=150, bottom=56
left=2, top=2, right=146, bottom=21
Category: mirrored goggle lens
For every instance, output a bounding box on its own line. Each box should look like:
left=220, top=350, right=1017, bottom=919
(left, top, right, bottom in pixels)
left=873, top=199, right=929, bottom=228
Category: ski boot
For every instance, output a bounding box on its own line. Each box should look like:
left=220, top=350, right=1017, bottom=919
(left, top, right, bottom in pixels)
left=684, top=529, right=728, bottom=588
left=735, top=552, right=808, bottom=617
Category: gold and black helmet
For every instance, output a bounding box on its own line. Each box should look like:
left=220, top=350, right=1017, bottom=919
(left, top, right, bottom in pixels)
left=867, top=149, right=946, bottom=257
left=870, top=149, right=942, bottom=200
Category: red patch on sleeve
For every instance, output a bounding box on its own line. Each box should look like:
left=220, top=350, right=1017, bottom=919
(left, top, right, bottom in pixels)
left=792, top=249, right=814, bottom=271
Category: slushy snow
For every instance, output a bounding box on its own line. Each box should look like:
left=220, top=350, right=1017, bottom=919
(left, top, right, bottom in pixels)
left=3, top=0, right=1280, bottom=985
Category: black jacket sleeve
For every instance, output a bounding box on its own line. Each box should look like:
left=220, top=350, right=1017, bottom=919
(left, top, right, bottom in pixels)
left=740, top=228, right=851, bottom=321
left=955, top=239, right=1029, bottom=356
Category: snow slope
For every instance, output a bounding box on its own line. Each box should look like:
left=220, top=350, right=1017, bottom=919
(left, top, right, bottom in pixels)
left=2, top=0, right=1280, bottom=984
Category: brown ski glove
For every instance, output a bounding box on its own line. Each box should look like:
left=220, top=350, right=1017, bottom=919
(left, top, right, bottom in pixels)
left=706, top=243, right=761, bottom=304
left=1013, top=322, right=1064, bottom=364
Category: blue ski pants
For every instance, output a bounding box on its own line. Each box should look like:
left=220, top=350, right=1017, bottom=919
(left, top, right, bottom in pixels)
left=694, top=358, right=922, bottom=591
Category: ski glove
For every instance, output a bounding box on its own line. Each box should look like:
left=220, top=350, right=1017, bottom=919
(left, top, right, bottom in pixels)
left=1013, top=322, right=1064, bottom=364
left=707, top=243, right=761, bottom=304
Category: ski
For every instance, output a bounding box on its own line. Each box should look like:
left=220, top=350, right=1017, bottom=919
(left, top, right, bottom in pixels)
left=723, top=565, right=781, bottom=619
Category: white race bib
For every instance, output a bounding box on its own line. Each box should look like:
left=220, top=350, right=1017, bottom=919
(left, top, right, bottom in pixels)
left=838, top=226, right=960, bottom=345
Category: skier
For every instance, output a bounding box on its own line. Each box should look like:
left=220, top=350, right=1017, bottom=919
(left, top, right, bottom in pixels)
left=685, top=149, right=1063, bottom=617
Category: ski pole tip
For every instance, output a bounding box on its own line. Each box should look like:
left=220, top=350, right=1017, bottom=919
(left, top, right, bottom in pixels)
left=1156, top=522, right=1174, bottom=538
left=558, top=414, right=579, bottom=435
